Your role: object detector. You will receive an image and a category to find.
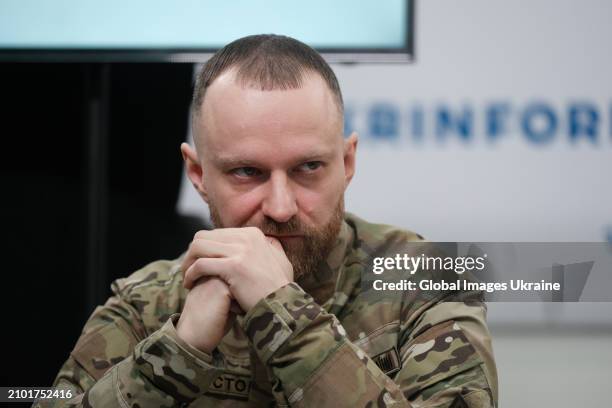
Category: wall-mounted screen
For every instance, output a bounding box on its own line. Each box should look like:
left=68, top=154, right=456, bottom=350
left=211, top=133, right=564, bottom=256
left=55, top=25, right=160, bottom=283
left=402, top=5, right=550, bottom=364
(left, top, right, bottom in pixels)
left=0, top=0, right=413, bottom=62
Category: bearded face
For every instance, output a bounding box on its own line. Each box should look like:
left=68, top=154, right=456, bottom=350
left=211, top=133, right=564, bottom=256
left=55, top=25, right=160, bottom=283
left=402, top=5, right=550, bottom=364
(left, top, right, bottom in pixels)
left=184, top=69, right=357, bottom=283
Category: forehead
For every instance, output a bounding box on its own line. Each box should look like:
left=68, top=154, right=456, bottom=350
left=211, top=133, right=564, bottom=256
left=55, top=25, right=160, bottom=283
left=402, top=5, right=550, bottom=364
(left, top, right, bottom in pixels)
left=194, top=69, right=342, bottom=165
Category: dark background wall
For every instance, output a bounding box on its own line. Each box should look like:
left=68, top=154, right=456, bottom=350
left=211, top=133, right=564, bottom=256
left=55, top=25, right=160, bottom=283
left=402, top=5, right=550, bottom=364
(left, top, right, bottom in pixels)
left=0, top=63, right=206, bottom=388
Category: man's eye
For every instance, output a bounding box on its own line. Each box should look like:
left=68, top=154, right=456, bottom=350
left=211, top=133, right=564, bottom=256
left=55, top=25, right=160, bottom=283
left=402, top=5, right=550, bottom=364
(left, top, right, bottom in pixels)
left=231, top=167, right=261, bottom=177
left=297, top=161, right=322, bottom=172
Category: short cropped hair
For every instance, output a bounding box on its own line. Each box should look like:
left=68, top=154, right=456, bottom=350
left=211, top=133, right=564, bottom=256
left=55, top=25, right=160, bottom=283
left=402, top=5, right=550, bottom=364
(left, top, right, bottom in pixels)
left=191, top=34, right=344, bottom=117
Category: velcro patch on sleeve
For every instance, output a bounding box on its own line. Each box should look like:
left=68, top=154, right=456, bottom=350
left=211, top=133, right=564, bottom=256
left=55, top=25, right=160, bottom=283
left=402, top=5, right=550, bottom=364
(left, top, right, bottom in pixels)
left=206, top=372, right=252, bottom=400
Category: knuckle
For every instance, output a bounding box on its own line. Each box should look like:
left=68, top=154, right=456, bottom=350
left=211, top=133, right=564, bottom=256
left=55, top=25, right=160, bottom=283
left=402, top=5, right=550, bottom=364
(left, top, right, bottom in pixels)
left=213, top=278, right=227, bottom=290
left=194, top=257, right=206, bottom=271
left=252, top=227, right=265, bottom=238
left=205, top=278, right=228, bottom=296
left=206, top=278, right=221, bottom=289
left=235, top=232, right=247, bottom=244
left=185, top=259, right=201, bottom=280
left=229, top=254, right=242, bottom=269
left=245, top=226, right=262, bottom=238
left=237, top=240, right=249, bottom=253
left=188, top=240, right=200, bottom=255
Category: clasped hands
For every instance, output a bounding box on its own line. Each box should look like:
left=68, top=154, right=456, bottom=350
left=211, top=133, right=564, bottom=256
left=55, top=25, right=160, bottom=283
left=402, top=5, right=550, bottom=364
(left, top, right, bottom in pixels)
left=176, top=227, right=294, bottom=353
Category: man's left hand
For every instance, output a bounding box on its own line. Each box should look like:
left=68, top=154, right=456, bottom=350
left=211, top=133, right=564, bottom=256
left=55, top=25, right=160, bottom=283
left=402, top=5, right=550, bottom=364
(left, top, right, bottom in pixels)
left=181, top=227, right=294, bottom=312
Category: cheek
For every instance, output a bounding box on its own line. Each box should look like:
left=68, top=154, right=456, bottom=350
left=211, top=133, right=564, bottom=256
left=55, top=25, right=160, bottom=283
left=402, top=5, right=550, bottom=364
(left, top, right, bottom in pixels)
left=297, top=175, right=344, bottom=223
left=222, top=192, right=263, bottom=226
left=207, top=180, right=263, bottom=227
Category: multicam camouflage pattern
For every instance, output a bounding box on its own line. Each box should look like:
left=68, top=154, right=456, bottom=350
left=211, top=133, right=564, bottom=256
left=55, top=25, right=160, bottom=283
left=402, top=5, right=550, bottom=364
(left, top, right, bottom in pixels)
left=34, top=212, right=498, bottom=407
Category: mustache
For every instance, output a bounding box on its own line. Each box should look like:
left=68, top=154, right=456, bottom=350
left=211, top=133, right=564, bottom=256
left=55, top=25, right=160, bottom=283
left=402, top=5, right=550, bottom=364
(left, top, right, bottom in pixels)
left=251, top=217, right=307, bottom=236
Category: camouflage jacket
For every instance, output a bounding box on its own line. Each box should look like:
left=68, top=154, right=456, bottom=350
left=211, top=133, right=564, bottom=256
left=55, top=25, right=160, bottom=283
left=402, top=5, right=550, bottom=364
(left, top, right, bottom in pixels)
left=36, top=213, right=498, bottom=407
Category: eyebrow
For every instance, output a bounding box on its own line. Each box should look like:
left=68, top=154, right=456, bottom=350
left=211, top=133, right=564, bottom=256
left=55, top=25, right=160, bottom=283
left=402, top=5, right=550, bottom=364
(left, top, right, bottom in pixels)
left=213, top=149, right=335, bottom=169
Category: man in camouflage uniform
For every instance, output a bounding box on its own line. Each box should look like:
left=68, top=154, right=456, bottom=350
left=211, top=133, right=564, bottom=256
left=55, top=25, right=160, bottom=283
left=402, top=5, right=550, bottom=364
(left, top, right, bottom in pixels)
left=36, top=35, right=497, bottom=407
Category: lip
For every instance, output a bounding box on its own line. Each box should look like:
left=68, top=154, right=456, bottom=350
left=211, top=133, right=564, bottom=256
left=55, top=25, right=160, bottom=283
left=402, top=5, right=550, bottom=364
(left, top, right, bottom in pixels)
left=266, top=234, right=302, bottom=239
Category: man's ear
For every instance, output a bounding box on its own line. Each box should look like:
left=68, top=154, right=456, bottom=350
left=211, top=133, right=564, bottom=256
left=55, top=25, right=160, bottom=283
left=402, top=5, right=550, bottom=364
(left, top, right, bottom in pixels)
left=343, top=132, right=358, bottom=189
left=180, top=142, right=209, bottom=203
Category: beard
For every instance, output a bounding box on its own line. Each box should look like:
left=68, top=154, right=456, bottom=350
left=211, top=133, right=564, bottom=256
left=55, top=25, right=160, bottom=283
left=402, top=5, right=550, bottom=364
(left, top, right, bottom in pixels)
left=208, top=196, right=345, bottom=280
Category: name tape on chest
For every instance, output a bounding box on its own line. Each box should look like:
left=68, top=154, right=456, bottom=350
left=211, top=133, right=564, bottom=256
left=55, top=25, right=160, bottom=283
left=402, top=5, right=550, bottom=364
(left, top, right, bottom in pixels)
left=207, top=373, right=252, bottom=400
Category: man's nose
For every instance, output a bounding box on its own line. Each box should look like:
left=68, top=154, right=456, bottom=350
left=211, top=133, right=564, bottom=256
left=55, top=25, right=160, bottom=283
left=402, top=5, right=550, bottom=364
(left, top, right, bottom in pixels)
left=261, top=172, right=298, bottom=223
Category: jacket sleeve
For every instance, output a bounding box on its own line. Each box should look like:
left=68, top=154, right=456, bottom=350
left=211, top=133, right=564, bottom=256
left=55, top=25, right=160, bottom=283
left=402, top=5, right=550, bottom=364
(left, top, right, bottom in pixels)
left=243, top=282, right=497, bottom=408
left=33, top=295, right=223, bottom=407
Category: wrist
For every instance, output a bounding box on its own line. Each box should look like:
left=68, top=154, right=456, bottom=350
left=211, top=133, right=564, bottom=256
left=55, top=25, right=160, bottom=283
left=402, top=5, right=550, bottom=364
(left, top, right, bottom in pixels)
left=243, top=282, right=324, bottom=362
left=244, top=278, right=291, bottom=312
left=176, top=314, right=216, bottom=354
left=133, top=315, right=220, bottom=403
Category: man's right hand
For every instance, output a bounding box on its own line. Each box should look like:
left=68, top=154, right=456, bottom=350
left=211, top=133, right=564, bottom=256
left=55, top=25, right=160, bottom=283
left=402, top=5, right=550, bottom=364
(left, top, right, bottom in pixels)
left=176, top=277, right=235, bottom=354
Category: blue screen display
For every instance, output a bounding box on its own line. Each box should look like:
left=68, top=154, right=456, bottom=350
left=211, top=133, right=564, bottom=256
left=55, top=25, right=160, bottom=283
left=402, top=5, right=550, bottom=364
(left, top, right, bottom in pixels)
left=0, top=0, right=409, bottom=50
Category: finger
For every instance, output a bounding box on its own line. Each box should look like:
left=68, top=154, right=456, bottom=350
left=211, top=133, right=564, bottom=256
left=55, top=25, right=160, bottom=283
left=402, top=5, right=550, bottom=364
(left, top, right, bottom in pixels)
left=183, top=227, right=263, bottom=272
left=194, top=227, right=260, bottom=243
left=192, top=276, right=212, bottom=287
left=183, top=257, right=231, bottom=289
left=181, top=239, right=235, bottom=274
